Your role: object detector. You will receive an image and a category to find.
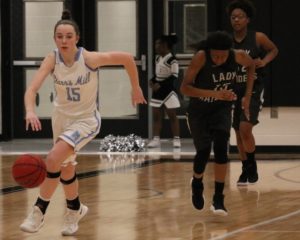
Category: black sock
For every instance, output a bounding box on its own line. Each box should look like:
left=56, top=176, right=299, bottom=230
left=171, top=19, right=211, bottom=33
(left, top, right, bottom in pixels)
left=246, top=151, right=255, bottom=162
left=192, top=176, right=203, bottom=188
left=66, top=196, right=80, bottom=211
left=35, top=197, right=50, bottom=214
left=242, top=160, right=249, bottom=167
left=215, top=181, right=224, bottom=195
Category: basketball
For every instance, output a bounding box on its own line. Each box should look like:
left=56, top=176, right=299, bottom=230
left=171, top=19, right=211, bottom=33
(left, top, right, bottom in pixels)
left=12, top=154, right=47, bottom=188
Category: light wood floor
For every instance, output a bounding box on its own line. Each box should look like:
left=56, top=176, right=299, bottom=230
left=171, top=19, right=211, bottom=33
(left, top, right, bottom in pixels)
left=1, top=154, right=300, bottom=240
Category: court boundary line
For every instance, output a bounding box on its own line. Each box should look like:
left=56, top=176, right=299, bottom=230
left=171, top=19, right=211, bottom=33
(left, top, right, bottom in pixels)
left=274, top=164, right=300, bottom=183
left=0, top=151, right=196, bottom=156
left=1, top=151, right=300, bottom=161
left=208, top=209, right=300, bottom=240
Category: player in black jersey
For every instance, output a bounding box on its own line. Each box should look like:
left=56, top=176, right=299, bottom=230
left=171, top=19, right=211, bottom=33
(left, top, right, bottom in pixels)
left=148, top=34, right=181, bottom=148
left=181, top=31, right=255, bottom=216
left=227, top=0, right=278, bottom=186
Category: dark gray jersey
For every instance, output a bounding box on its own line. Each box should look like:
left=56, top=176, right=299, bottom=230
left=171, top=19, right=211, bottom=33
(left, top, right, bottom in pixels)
left=233, top=31, right=265, bottom=93
left=189, top=49, right=238, bottom=111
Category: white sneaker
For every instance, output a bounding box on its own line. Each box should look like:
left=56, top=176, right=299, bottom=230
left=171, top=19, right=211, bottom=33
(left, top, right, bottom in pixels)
left=20, top=206, right=44, bottom=233
left=173, top=138, right=181, bottom=148
left=147, top=138, right=160, bottom=148
left=61, top=204, right=88, bottom=236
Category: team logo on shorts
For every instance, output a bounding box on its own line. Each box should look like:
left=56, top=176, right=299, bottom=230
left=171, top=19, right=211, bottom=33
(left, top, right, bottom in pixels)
left=71, top=131, right=80, bottom=142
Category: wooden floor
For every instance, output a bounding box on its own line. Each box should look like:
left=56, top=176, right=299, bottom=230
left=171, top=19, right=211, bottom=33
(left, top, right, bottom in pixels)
left=1, top=152, right=300, bottom=240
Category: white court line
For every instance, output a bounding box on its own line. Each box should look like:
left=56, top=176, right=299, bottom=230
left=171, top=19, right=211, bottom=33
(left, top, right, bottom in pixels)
left=0, top=151, right=196, bottom=156
left=209, top=209, right=300, bottom=240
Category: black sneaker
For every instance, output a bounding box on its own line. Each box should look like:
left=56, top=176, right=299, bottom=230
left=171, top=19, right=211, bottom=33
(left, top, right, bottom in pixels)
left=237, top=166, right=248, bottom=186
left=248, top=160, right=258, bottom=184
left=210, top=194, right=228, bottom=216
left=191, top=178, right=205, bottom=210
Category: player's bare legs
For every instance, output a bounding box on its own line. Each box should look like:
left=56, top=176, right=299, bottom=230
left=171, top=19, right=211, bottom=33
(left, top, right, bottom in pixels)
left=152, top=107, right=163, bottom=137
left=165, top=107, right=181, bottom=147
left=61, top=164, right=78, bottom=200
left=237, top=121, right=258, bottom=185
left=60, top=163, right=87, bottom=236
left=20, top=140, right=74, bottom=233
left=40, top=140, right=74, bottom=199
left=164, top=107, right=180, bottom=136
left=148, top=107, right=163, bottom=148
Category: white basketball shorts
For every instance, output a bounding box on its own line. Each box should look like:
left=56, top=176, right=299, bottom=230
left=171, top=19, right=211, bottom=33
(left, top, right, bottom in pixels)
left=52, top=110, right=101, bottom=166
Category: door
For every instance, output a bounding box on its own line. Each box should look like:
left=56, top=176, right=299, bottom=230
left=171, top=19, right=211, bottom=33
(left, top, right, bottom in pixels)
left=154, top=0, right=208, bottom=138
left=11, top=0, right=149, bottom=138
left=94, top=0, right=149, bottom=138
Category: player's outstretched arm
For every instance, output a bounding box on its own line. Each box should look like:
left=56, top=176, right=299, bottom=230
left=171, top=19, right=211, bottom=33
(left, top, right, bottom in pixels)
left=85, top=51, right=147, bottom=106
left=24, top=53, right=55, bottom=131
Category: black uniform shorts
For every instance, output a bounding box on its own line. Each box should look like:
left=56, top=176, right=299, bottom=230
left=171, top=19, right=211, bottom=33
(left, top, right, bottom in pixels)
left=187, top=104, right=232, bottom=151
left=232, top=88, right=264, bottom=130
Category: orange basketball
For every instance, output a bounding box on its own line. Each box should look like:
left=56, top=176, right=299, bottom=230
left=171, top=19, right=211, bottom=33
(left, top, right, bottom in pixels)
left=12, top=154, right=46, bottom=188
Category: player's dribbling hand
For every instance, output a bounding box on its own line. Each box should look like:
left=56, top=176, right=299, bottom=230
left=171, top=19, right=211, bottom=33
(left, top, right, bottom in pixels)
left=26, top=111, right=42, bottom=131
left=217, top=89, right=237, bottom=101
left=131, top=86, right=147, bottom=106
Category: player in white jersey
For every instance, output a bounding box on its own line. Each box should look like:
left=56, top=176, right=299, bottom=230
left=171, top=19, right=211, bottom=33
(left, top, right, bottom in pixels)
left=20, top=10, right=146, bottom=236
left=148, top=34, right=181, bottom=148
left=51, top=47, right=101, bottom=156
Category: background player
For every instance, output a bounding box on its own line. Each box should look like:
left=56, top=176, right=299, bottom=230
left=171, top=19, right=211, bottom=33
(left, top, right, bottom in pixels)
left=227, top=0, right=278, bottom=186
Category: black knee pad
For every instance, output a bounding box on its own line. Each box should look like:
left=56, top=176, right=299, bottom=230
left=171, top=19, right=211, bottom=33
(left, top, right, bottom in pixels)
left=213, top=130, right=229, bottom=164
left=60, top=174, right=77, bottom=185
left=193, top=147, right=211, bottom=174
left=47, top=171, right=61, bottom=178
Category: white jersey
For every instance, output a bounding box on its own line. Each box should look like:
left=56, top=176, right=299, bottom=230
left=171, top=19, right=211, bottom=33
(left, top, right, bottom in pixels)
left=155, top=53, right=178, bottom=82
left=150, top=53, right=180, bottom=109
left=52, top=47, right=99, bottom=117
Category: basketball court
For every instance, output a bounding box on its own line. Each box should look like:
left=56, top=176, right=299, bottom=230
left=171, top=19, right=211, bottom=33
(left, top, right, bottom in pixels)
left=0, top=2, right=299, bottom=239
left=0, top=139, right=299, bottom=240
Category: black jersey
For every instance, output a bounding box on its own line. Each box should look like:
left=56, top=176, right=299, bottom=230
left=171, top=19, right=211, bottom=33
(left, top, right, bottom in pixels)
left=233, top=31, right=265, bottom=93
left=189, top=49, right=238, bottom=111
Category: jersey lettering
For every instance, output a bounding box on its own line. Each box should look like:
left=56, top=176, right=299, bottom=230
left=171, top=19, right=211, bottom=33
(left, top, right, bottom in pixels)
left=212, top=72, right=236, bottom=83
left=66, top=87, right=80, bottom=102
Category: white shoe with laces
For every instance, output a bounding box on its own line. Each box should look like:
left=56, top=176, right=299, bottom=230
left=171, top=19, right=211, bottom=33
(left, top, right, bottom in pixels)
left=20, top=206, right=44, bottom=233
left=147, top=137, right=160, bottom=148
left=173, top=138, right=181, bottom=148
left=61, top=204, right=88, bottom=236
